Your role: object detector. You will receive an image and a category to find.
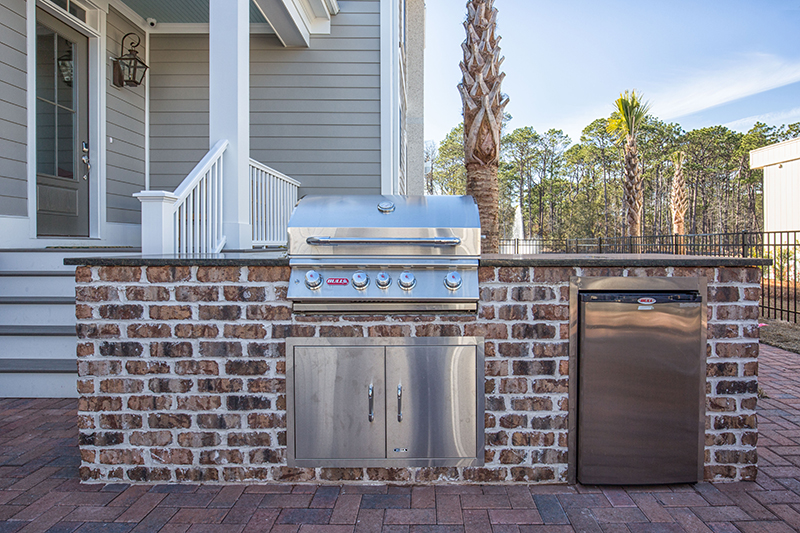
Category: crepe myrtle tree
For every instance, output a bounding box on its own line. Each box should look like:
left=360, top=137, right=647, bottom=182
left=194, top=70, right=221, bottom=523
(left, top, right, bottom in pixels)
left=459, top=0, right=509, bottom=253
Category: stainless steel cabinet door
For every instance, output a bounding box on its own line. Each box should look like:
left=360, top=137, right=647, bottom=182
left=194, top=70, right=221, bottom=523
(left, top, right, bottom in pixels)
left=578, top=298, right=703, bottom=484
left=386, top=346, right=477, bottom=460
left=293, top=346, right=385, bottom=460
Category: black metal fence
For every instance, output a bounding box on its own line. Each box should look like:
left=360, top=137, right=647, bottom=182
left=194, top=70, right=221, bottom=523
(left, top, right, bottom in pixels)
left=500, top=231, right=799, bottom=323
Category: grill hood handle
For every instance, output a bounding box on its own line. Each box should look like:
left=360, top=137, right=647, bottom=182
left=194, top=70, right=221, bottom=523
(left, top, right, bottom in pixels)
left=305, top=236, right=462, bottom=247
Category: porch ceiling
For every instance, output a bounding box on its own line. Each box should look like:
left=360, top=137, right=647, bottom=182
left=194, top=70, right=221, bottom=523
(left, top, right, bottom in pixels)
left=119, top=0, right=269, bottom=24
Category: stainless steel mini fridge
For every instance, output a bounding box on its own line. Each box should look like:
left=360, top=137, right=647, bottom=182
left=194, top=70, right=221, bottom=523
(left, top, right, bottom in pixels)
left=578, top=291, right=704, bottom=485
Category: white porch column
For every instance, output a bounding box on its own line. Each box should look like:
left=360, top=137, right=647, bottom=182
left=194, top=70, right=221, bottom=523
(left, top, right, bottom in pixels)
left=209, top=0, right=252, bottom=250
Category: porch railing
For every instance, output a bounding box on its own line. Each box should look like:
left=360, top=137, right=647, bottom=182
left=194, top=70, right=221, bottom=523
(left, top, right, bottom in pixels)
left=135, top=139, right=228, bottom=255
left=249, top=159, right=300, bottom=247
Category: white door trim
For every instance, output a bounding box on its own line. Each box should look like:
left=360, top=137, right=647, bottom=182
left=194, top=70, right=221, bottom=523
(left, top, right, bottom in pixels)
left=380, top=0, right=401, bottom=195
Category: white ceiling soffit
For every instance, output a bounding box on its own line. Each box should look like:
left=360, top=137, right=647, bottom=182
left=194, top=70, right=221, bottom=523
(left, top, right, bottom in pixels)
left=252, top=0, right=339, bottom=48
left=119, top=0, right=270, bottom=24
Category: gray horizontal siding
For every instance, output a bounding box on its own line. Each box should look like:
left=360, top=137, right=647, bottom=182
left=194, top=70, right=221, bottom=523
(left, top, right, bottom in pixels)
left=0, top=0, right=27, bottom=216
left=149, top=0, right=382, bottom=196
left=148, top=33, right=209, bottom=192
left=0, top=94, right=26, bottom=126
left=250, top=0, right=381, bottom=197
left=106, top=7, right=146, bottom=224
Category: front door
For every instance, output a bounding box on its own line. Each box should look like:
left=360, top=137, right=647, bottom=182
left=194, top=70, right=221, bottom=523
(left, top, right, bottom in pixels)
left=36, top=9, right=90, bottom=237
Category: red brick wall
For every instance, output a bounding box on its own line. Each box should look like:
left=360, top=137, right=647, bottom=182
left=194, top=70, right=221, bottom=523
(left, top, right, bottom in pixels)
left=74, top=264, right=760, bottom=483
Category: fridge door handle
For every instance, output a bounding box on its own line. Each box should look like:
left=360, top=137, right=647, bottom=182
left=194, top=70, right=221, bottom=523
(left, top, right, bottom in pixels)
left=397, top=383, right=403, bottom=422
left=368, top=384, right=374, bottom=422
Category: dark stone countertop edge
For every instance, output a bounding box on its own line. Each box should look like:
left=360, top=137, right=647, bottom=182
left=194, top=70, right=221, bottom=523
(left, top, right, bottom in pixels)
left=480, top=254, right=771, bottom=267
left=65, top=253, right=770, bottom=268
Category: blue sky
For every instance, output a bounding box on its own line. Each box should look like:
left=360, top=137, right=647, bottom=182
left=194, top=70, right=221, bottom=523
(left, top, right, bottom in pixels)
left=424, top=0, right=800, bottom=145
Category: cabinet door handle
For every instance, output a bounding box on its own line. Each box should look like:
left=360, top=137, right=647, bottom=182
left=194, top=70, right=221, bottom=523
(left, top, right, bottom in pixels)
left=397, top=383, right=403, bottom=422
left=368, top=384, right=374, bottom=422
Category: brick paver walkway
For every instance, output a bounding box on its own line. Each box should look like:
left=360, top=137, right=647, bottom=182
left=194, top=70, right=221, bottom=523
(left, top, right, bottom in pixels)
left=2, top=344, right=800, bottom=532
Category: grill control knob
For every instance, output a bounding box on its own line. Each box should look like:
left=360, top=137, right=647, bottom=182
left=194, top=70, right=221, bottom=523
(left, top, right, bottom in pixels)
left=352, top=271, right=370, bottom=290
left=304, top=270, right=322, bottom=290
left=398, top=271, right=416, bottom=290
left=376, top=271, right=392, bottom=289
left=444, top=271, right=462, bottom=290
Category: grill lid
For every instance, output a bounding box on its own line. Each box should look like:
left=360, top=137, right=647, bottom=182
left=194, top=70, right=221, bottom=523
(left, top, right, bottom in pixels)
left=287, top=195, right=481, bottom=260
left=286, top=195, right=481, bottom=313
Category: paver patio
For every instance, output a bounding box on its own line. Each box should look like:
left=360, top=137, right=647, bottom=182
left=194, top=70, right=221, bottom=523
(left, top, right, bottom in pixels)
left=1, top=343, right=800, bottom=532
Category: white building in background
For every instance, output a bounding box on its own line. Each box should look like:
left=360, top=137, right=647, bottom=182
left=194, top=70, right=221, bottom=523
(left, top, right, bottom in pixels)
left=750, top=137, right=800, bottom=233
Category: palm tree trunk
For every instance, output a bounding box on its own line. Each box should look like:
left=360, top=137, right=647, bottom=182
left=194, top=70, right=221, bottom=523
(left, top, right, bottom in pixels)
left=623, top=135, right=642, bottom=238
left=466, top=164, right=499, bottom=252
left=459, top=0, right=508, bottom=254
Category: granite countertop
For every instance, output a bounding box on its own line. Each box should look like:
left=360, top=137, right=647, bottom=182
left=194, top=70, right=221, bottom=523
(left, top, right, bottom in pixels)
left=480, top=253, right=771, bottom=267
left=64, top=250, right=289, bottom=267
left=65, top=252, right=771, bottom=267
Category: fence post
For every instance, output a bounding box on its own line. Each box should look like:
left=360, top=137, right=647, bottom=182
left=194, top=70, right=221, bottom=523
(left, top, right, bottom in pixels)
left=598, top=237, right=603, bottom=254
left=741, top=231, right=748, bottom=258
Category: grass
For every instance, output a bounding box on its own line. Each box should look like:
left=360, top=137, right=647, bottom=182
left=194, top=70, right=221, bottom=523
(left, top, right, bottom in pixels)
left=760, top=318, right=800, bottom=355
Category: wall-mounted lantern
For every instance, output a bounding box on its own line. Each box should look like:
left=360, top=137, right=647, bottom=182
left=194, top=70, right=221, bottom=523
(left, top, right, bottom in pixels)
left=58, top=49, right=73, bottom=87
left=112, top=32, right=148, bottom=88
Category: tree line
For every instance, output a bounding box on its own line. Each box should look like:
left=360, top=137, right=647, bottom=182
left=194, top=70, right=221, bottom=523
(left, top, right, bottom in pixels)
left=426, top=116, right=800, bottom=240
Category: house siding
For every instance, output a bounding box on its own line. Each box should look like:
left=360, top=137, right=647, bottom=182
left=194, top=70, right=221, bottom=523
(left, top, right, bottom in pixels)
left=149, top=0, right=382, bottom=196
left=106, top=7, right=146, bottom=224
left=148, top=34, right=209, bottom=192
left=251, top=0, right=382, bottom=196
left=0, top=0, right=28, bottom=217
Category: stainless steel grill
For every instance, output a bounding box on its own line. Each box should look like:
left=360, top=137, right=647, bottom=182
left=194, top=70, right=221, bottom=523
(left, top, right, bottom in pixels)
left=286, top=195, right=481, bottom=313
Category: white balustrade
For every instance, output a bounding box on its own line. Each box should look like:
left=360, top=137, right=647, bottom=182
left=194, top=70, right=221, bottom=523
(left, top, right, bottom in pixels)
left=250, top=159, right=300, bottom=247
left=135, top=140, right=228, bottom=255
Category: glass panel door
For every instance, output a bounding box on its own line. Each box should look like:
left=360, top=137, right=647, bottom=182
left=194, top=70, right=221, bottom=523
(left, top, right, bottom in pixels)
left=36, top=9, right=89, bottom=237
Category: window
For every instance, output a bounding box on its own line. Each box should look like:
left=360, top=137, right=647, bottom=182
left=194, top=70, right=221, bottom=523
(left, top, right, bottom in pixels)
left=51, top=0, right=86, bottom=22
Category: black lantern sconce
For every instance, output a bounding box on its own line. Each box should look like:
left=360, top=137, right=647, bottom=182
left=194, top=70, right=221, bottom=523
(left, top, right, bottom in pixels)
left=112, top=33, right=148, bottom=88
left=58, top=49, right=73, bottom=87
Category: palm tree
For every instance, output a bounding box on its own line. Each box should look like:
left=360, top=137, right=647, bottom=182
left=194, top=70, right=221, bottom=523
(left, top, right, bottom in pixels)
left=670, top=150, right=687, bottom=236
left=670, top=150, right=687, bottom=254
left=458, top=0, right=509, bottom=254
left=607, top=91, right=651, bottom=238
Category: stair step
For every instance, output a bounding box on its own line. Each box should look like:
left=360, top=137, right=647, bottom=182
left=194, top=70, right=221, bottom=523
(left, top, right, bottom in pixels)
left=0, top=276, right=76, bottom=297
left=0, top=248, right=138, bottom=271
left=0, top=335, right=75, bottom=360
left=0, top=373, right=77, bottom=398
left=0, top=325, right=76, bottom=336
left=0, top=297, right=75, bottom=304
left=0, top=249, right=89, bottom=398
left=0, top=300, right=76, bottom=326
left=0, top=358, right=75, bottom=373
left=0, top=271, right=75, bottom=277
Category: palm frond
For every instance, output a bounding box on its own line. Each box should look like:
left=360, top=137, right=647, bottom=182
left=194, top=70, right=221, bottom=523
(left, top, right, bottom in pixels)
left=607, top=90, right=651, bottom=141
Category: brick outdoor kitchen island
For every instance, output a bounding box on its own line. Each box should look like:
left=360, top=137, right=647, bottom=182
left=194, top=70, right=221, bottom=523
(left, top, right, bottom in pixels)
left=65, top=253, right=768, bottom=485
